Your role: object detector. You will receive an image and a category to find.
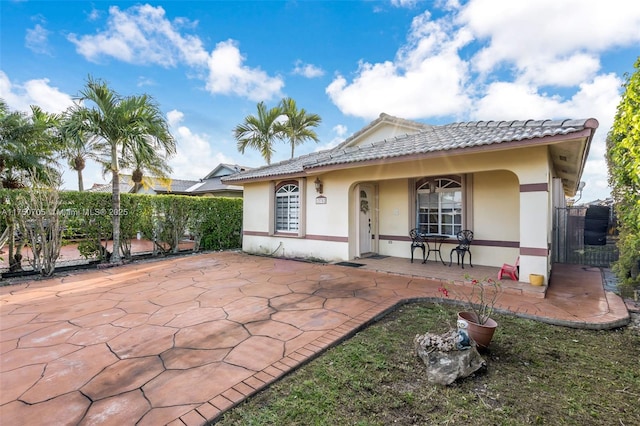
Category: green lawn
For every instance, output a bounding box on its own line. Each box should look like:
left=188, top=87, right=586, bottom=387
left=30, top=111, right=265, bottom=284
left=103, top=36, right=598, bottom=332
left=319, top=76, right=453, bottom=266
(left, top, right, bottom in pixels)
left=215, top=303, right=639, bottom=426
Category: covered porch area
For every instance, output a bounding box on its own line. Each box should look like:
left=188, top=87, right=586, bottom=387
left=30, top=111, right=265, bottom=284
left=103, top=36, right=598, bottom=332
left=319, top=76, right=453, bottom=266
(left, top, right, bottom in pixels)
left=348, top=256, right=547, bottom=299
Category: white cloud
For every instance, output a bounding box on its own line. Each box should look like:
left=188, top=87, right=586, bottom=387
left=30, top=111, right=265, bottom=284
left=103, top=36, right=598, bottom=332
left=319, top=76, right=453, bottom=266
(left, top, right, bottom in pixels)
left=461, top=0, right=640, bottom=86
left=333, top=124, right=348, bottom=137
left=205, top=40, right=284, bottom=101
left=324, top=0, right=636, bottom=200
left=326, top=10, right=471, bottom=120
left=316, top=124, right=350, bottom=151
left=166, top=110, right=235, bottom=179
left=292, top=60, right=325, bottom=78
left=469, top=73, right=622, bottom=202
left=516, top=53, right=602, bottom=88
left=0, top=71, right=73, bottom=113
left=87, top=7, right=101, bottom=21
left=67, top=4, right=283, bottom=102
left=391, top=0, right=420, bottom=8
left=68, top=4, right=208, bottom=67
left=327, top=0, right=639, bottom=122
left=166, top=109, right=184, bottom=127
left=136, top=76, right=155, bottom=87
left=471, top=74, right=621, bottom=126
left=25, top=24, right=51, bottom=55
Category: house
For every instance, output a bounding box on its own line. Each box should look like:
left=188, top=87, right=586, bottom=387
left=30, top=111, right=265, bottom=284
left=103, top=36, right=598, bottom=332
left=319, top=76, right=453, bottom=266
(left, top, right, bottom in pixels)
left=184, top=163, right=250, bottom=197
left=88, top=164, right=250, bottom=197
left=222, top=113, right=599, bottom=285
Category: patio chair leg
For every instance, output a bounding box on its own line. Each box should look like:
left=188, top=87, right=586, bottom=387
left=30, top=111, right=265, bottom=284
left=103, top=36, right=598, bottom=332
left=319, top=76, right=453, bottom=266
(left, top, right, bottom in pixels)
left=411, top=246, right=425, bottom=263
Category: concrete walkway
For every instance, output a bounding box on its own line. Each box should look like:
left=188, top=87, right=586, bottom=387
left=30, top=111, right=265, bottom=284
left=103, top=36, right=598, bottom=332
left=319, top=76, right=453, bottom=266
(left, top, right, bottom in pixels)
left=0, top=251, right=630, bottom=425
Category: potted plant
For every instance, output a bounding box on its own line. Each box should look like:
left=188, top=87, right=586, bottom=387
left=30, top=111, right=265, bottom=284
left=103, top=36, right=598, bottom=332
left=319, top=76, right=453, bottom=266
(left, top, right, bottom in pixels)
left=439, top=274, right=502, bottom=349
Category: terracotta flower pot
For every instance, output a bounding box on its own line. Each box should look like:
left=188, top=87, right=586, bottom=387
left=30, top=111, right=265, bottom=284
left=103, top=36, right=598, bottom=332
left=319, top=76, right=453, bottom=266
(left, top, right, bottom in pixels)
left=457, top=311, right=498, bottom=350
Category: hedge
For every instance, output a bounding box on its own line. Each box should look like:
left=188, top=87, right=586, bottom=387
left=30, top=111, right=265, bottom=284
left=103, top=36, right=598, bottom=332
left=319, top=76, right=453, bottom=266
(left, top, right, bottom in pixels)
left=1, top=189, right=243, bottom=263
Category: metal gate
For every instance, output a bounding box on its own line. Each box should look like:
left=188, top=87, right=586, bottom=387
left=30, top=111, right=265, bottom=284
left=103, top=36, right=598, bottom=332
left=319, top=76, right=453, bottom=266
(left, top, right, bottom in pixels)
left=553, top=206, right=619, bottom=267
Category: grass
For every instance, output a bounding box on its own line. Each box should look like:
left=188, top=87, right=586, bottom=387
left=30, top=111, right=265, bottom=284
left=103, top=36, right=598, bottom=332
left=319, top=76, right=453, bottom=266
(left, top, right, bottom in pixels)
left=215, top=303, right=640, bottom=425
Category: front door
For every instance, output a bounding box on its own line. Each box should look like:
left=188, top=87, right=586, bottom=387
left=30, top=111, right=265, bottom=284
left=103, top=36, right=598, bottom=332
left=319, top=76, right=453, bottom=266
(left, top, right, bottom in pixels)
left=358, top=184, right=374, bottom=256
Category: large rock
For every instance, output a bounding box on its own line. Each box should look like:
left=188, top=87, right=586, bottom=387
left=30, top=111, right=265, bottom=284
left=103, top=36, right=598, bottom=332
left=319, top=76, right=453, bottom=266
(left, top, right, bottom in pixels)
left=414, top=330, right=486, bottom=385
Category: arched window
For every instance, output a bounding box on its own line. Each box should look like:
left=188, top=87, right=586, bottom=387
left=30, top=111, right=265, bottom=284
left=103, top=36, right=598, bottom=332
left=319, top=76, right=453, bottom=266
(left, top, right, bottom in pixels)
left=416, top=176, right=462, bottom=236
left=275, top=182, right=300, bottom=232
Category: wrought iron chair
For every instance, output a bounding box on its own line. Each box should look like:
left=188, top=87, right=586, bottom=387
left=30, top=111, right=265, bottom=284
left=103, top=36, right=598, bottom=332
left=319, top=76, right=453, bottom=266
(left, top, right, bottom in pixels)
left=409, top=228, right=425, bottom=263
left=449, top=229, right=473, bottom=269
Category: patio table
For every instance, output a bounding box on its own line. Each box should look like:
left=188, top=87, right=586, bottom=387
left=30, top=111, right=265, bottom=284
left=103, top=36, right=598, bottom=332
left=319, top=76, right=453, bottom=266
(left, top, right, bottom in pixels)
left=422, top=233, right=449, bottom=265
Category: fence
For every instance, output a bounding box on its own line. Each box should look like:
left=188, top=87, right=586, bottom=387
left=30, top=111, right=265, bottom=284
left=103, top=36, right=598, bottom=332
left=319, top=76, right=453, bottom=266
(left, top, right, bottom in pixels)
left=553, top=206, right=619, bottom=268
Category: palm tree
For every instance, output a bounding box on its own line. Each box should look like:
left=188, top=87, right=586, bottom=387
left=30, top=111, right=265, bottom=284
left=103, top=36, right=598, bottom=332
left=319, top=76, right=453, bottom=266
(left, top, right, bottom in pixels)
left=0, top=100, right=62, bottom=271
left=279, top=97, right=322, bottom=159
left=121, top=138, right=173, bottom=192
left=234, top=101, right=284, bottom=165
left=65, top=76, right=176, bottom=263
left=0, top=101, right=61, bottom=188
left=59, top=112, right=97, bottom=192
left=0, top=100, right=22, bottom=184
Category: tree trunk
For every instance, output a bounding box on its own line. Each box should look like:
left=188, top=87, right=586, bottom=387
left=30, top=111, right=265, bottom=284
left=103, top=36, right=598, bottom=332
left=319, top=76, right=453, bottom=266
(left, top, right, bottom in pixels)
left=110, top=146, right=121, bottom=264
left=77, top=168, right=84, bottom=192
left=8, top=222, right=16, bottom=271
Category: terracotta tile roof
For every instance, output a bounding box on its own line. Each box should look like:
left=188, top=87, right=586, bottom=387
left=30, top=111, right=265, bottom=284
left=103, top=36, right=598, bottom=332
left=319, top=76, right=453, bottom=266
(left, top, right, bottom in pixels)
left=223, top=117, right=598, bottom=183
left=334, top=112, right=432, bottom=150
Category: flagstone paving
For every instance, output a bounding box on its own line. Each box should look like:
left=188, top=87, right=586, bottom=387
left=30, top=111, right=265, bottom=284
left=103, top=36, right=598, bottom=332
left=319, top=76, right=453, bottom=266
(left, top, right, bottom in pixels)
left=0, top=251, right=630, bottom=425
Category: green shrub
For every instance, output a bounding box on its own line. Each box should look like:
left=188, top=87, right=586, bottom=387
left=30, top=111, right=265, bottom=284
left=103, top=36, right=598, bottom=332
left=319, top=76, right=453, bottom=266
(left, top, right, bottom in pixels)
left=1, top=189, right=243, bottom=266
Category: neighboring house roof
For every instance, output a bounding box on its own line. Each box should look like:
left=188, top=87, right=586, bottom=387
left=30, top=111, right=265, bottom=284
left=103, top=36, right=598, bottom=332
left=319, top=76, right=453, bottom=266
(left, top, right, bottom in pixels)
left=186, top=178, right=243, bottom=194
left=87, top=163, right=251, bottom=196
left=87, top=175, right=199, bottom=194
left=186, top=163, right=250, bottom=195
left=154, top=177, right=200, bottom=194
left=223, top=114, right=598, bottom=196
left=87, top=181, right=129, bottom=193
left=202, top=163, right=252, bottom=180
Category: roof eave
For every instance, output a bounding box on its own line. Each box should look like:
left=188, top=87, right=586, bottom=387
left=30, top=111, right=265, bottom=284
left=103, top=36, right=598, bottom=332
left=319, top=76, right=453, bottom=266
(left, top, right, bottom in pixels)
left=569, top=119, right=599, bottom=196
left=223, top=120, right=598, bottom=184
left=304, top=129, right=596, bottom=174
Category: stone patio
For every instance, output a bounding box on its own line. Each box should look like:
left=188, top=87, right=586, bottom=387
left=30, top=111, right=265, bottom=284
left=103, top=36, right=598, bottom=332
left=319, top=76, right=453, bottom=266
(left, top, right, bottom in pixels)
left=0, top=251, right=630, bottom=425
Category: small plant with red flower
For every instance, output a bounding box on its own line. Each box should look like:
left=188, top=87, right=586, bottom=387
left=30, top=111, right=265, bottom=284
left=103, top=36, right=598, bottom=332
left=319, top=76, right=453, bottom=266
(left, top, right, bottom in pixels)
left=438, top=274, right=502, bottom=325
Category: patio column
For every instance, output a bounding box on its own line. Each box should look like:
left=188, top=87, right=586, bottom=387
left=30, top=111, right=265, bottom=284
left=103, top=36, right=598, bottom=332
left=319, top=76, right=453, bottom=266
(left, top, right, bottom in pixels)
left=519, top=183, right=550, bottom=284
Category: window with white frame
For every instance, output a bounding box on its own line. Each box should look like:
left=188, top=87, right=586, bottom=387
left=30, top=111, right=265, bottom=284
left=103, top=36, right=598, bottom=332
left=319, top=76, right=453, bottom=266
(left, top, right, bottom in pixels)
left=416, top=176, right=462, bottom=237
left=275, top=182, right=300, bottom=232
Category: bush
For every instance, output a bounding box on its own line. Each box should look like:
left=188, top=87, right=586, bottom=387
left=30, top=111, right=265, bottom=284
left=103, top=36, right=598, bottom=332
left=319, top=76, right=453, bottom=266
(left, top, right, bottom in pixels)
left=1, top=189, right=243, bottom=268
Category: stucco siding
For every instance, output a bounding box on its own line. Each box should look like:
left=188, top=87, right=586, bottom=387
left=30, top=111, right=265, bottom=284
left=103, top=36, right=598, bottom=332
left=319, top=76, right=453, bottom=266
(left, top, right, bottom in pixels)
left=378, top=179, right=411, bottom=237
left=307, top=175, right=349, bottom=237
left=242, top=235, right=348, bottom=262
left=240, top=145, right=552, bottom=270
left=473, top=171, right=519, bottom=243
left=243, top=183, right=271, bottom=233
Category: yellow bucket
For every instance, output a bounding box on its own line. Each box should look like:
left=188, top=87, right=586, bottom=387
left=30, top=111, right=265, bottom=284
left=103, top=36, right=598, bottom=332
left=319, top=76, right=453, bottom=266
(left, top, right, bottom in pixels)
left=529, top=274, right=544, bottom=286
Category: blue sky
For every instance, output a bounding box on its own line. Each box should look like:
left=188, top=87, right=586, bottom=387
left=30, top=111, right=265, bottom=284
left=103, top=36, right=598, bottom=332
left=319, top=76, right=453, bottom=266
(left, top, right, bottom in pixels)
left=1, top=0, right=639, bottom=203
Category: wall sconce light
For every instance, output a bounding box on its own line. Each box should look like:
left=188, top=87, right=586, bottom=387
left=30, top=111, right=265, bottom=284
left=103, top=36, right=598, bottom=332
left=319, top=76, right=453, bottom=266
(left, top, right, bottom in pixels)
left=314, top=177, right=323, bottom=194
